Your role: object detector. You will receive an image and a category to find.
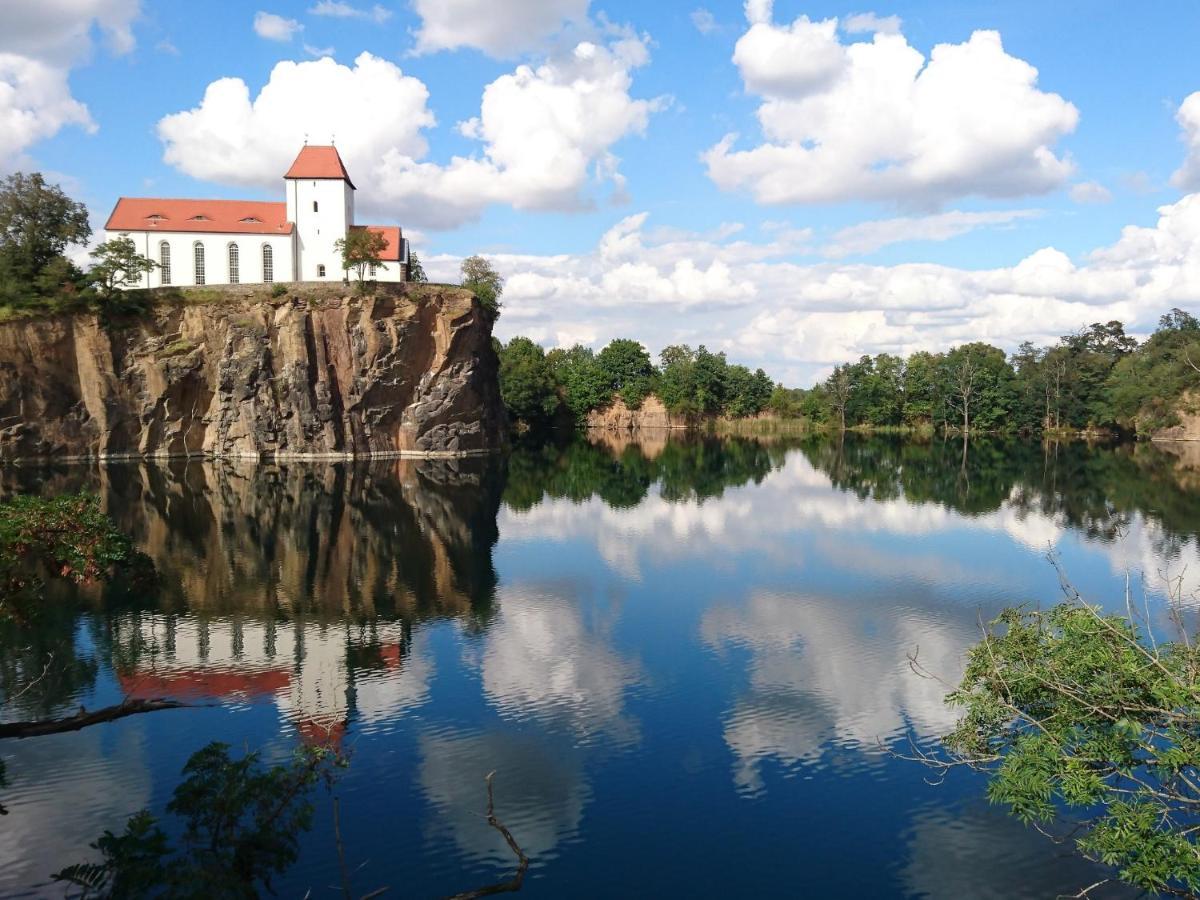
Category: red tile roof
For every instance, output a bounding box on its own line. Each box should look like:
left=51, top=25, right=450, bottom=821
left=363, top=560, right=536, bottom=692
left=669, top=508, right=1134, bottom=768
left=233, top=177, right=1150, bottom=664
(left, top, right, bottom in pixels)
left=284, top=144, right=356, bottom=189
left=105, top=198, right=293, bottom=235
left=353, top=224, right=404, bottom=261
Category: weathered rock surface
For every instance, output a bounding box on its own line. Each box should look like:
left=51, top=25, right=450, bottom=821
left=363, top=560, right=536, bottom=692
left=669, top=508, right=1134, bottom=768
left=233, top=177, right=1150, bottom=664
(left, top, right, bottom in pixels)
left=584, top=395, right=688, bottom=431
left=1151, top=391, right=1200, bottom=441
left=0, top=285, right=506, bottom=460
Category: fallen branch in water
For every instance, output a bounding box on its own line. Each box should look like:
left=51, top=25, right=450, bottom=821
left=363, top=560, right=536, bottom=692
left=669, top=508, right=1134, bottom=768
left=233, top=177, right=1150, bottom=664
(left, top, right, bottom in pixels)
left=0, top=697, right=194, bottom=739
left=443, top=771, right=530, bottom=900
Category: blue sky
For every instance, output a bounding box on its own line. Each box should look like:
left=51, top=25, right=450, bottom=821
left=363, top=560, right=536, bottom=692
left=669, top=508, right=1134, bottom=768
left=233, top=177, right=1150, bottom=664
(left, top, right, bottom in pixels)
left=6, top=0, right=1200, bottom=383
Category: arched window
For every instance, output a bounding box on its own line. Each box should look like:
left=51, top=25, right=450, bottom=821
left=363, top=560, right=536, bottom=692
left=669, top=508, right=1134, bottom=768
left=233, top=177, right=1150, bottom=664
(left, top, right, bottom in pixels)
left=193, top=242, right=205, bottom=285
left=159, top=242, right=171, bottom=285
left=317, top=264, right=326, bottom=278
left=228, top=243, right=239, bottom=284
left=313, top=200, right=318, bottom=213
left=262, top=244, right=274, bottom=283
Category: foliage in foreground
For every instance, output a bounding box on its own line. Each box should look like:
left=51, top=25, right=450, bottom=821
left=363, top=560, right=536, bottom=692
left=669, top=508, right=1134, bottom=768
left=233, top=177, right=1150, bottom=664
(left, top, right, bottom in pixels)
left=54, top=741, right=342, bottom=899
left=929, top=591, right=1200, bottom=896
left=0, top=494, right=135, bottom=617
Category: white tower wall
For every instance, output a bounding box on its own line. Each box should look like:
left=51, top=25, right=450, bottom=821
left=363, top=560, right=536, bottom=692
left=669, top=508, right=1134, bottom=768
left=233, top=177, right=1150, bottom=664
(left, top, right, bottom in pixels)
left=287, top=177, right=355, bottom=281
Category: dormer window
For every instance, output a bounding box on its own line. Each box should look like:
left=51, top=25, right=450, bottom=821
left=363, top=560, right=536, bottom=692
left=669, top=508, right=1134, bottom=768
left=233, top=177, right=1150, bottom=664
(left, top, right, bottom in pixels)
left=146, top=214, right=166, bottom=222
left=189, top=214, right=209, bottom=221
left=240, top=216, right=262, bottom=224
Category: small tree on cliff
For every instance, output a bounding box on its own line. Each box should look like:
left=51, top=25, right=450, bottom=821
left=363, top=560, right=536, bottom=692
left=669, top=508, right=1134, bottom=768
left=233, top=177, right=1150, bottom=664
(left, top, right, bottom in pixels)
left=460, top=255, right=503, bottom=317
left=334, top=229, right=388, bottom=284
left=408, top=252, right=428, bottom=283
left=87, top=237, right=157, bottom=300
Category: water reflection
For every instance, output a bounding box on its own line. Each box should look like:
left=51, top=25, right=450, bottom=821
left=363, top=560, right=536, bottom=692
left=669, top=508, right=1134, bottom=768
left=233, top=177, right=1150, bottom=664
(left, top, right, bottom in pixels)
left=1, top=433, right=1199, bottom=897
left=480, top=586, right=641, bottom=744
left=701, top=591, right=972, bottom=794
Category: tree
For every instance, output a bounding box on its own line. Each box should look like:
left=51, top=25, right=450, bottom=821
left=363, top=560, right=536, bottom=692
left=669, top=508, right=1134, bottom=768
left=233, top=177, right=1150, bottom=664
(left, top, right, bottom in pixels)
left=461, top=255, right=504, bottom=317
left=408, top=251, right=427, bottom=283
left=87, top=237, right=156, bottom=300
left=943, top=343, right=1012, bottom=433
left=333, top=229, right=388, bottom=283
left=596, top=339, right=656, bottom=408
left=824, top=364, right=853, bottom=431
left=914, top=586, right=1200, bottom=898
left=547, top=345, right=609, bottom=421
left=498, top=337, right=559, bottom=425
left=0, top=172, right=91, bottom=293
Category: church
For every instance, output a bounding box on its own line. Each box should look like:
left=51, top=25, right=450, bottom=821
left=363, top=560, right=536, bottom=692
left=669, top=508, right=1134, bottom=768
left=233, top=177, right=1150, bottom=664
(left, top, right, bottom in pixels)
left=104, top=144, right=410, bottom=287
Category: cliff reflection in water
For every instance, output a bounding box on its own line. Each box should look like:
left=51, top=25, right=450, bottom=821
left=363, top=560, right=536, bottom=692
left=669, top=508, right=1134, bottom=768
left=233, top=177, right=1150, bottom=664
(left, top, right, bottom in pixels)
left=2, top=457, right=503, bottom=739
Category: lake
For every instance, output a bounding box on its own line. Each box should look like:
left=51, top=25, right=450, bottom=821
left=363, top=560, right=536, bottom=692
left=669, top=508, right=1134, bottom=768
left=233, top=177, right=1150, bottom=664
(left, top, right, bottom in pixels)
left=3, top=432, right=1198, bottom=898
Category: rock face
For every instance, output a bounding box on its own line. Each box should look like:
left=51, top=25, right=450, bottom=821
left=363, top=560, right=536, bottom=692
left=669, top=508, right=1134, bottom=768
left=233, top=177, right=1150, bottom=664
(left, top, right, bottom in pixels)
left=584, top=395, right=688, bottom=431
left=0, top=285, right=507, bottom=460
left=1151, top=391, right=1200, bottom=441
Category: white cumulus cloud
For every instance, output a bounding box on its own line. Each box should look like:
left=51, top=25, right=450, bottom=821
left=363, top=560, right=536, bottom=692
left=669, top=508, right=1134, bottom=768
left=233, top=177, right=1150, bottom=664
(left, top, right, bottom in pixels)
left=254, top=11, right=303, bottom=42
left=1171, top=91, right=1200, bottom=191
left=706, top=6, right=1079, bottom=207
left=157, top=52, right=433, bottom=188
left=156, top=36, right=660, bottom=229
left=0, top=0, right=138, bottom=170
left=432, top=190, right=1200, bottom=386
left=411, top=0, right=589, bottom=57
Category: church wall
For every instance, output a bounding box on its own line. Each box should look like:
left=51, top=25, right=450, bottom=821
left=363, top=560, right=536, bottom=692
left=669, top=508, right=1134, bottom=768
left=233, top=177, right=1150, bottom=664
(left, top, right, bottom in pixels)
left=106, top=230, right=297, bottom=288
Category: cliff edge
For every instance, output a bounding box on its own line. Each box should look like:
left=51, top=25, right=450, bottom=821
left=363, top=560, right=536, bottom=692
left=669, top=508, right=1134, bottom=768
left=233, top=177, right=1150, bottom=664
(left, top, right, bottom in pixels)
left=0, top=284, right=507, bottom=460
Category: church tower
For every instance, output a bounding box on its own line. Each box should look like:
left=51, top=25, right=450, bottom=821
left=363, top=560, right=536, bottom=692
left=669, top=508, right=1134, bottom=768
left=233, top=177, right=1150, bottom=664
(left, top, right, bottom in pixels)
left=284, top=145, right=356, bottom=281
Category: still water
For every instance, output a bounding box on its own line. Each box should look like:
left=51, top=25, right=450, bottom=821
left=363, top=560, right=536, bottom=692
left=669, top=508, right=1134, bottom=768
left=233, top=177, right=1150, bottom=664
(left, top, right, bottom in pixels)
left=3, top=433, right=1199, bottom=898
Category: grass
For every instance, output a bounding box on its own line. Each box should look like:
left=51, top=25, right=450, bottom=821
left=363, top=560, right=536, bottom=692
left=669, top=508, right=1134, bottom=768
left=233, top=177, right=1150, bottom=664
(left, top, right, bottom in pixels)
left=0, top=281, right=473, bottom=325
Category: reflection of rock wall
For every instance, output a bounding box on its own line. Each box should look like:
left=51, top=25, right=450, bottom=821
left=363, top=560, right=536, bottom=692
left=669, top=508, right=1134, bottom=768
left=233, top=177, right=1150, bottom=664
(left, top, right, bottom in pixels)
left=0, top=286, right=506, bottom=460
left=1, top=457, right=502, bottom=623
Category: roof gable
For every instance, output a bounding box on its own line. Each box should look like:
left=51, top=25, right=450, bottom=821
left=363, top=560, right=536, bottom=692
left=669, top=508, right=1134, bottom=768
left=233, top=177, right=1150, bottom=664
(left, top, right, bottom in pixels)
left=284, top=145, right=356, bottom=189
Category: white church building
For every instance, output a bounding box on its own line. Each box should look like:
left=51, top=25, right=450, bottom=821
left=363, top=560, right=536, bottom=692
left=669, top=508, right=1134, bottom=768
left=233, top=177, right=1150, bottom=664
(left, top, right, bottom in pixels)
left=104, top=145, right=410, bottom=287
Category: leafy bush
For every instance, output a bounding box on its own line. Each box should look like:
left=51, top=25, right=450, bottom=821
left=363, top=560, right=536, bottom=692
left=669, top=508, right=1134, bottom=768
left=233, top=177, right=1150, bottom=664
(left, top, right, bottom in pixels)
left=920, top=586, right=1200, bottom=896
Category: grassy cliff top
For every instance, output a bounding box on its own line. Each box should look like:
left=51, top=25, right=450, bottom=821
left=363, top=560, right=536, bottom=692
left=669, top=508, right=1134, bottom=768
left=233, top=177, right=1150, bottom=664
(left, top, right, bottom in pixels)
left=0, top=281, right=471, bottom=324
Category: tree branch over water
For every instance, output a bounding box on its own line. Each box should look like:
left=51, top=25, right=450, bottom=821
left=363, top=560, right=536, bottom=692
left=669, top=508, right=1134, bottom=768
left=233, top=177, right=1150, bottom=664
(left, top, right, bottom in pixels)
left=0, top=697, right=194, bottom=739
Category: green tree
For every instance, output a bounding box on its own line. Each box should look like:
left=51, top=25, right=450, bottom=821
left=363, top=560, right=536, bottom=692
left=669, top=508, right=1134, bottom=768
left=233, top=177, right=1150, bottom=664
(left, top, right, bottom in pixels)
left=408, top=251, right=428, bottom=283
left=596, top=338, right=656, bottom=408
left=547, top=344, right=609, bottom=421
left=691, top=345, right=729, bottom=415
left=942, top=342, right=1013, bottom=432
left=334, top=229, right=388, bottom=283
left=919, top=593, right=1200, bottom=897
left=0, top=172, right=91, bottom=297
left=1105, top=309, right=1200, bottom=433
left=498, top=337, right=559, bottom=425
left=460, top=255, right=504, bottom=317
left=87, top=237, right=156, bottom=300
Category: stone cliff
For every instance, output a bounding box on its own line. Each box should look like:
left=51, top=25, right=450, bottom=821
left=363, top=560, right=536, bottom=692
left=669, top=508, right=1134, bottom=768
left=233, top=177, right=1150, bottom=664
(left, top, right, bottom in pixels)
left=0, top=284, right=506, bottom=460
left=584, top=395, right=689, bottom=431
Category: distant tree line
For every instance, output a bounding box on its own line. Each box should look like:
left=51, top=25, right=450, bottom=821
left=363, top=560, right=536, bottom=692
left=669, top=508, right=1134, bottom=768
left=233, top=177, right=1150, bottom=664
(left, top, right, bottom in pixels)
left=499, top=312, right=1200, bottom=435
left=497, top=336, right=776, bottom=427
left=786, top=314, right=1200, bottom=436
